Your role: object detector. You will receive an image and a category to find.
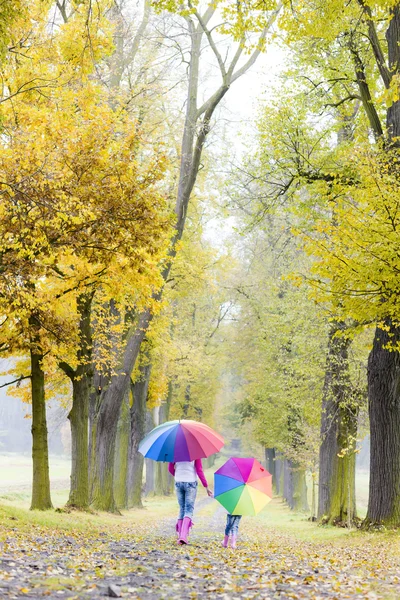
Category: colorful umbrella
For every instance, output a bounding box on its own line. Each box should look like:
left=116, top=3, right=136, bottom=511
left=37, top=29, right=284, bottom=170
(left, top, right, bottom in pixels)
left=138, top=419, right=224, bottom=462
left=214, top=457, right=272, bottom=516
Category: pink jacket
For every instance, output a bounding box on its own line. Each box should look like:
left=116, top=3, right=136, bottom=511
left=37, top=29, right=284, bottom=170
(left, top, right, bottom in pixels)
left=168, top=459, right=208, bottom=488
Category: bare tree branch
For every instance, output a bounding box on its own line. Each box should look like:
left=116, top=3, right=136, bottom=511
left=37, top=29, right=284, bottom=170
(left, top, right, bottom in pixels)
left=194, top=9, right=226, bottom=78
left=59, top=361, right=76, bottom=380
left=0, top=375, right=31, bottom=389
left=123, top=0, right=151, bottom=70
left=197, top=2, right=282, bottom=118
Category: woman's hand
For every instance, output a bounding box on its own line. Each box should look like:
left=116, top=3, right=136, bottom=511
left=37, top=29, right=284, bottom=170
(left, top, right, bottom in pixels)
left=206, top=487, right=213, bottom=497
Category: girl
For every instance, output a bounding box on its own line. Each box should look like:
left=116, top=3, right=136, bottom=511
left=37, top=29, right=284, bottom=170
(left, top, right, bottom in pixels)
left=223, top=513, right=242, bottom=549
left=168, top=460, right=213, bottom=544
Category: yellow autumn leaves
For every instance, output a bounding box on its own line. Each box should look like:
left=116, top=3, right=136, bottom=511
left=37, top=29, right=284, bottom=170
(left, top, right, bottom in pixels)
left=0, top=1, right=173, bottom=378
left=300, top=144, right=400, bottom=332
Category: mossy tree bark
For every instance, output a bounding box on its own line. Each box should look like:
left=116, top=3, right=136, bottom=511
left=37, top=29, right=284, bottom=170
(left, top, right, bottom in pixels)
left=265, top=448, right=276, bottom=493
left=127, top=362, right=151, bottom=508
left=88, top=370, right=102, bottom=499
left=144, top=410, right=155, bottom=495
left=284, top=407, right=309, bottom=511
left=283, top=458, right=293, bottom=507
left=206, top=454, right=216, bottom=468
left=145, top=459, right=155, bottom=495
left=283, top=458, right=308, bottom=511
left=90, top=309, right=152, bottom=512
left=155, top=462, right=170, bottom=496
left=67, top=374, right=91, bottom=509
left=155, top=397, right=172, bottom=496
left=90, top=404, right=121, bottom=512
left=60, top=292, right=94, bottom=510
left=365, top=319, right=400, bottom=526
left=275, top=451, right=283, bottom=496
left=292, top=467, right=309, bottom=512
left=114, top=389, right=130, bottom=509
left=364, top=6, right=400, bottom=528
left=29, top=315, right=52, bottom=511
left=318, top=324, right=357, bottom=525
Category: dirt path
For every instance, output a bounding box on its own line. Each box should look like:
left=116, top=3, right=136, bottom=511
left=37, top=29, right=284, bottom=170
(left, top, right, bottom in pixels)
left=1, top=499, right=400, bottom=599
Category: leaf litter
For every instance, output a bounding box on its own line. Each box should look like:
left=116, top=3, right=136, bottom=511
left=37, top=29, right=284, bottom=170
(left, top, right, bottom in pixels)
left=1, top=504, right=400, bottom=599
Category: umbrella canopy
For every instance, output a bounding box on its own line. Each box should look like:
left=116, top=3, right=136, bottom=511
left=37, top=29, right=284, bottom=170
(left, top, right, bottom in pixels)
left=214, top=457, right=272, bottom=516
left=138, top=419, right=224, bottom=462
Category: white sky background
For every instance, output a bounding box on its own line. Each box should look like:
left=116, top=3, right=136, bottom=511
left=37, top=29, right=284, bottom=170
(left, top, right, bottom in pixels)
left=201, top=42, right=287, bottom=246
left=223, top=46, right=286, bottom=137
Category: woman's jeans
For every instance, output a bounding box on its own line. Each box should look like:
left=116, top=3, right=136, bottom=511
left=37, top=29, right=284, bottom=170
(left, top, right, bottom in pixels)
left=225, top=514, right=242, bottom=536
left=175, top=481, right=198, bottom=519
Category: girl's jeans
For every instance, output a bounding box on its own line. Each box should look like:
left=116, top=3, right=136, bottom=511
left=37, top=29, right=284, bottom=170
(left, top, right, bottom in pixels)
left=225, top=514, right=242, bottom=536
left=175, top=481, right=198, bottom=519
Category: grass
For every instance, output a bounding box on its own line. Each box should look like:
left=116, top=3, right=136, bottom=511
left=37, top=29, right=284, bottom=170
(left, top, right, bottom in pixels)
left=0, top=489, right=70, bottom=507
left=1, top=493, right=398, bottom=555
left=2, top=483, right=400, bottom=568
left=0, top=495, right=178, bottom=540
left=0, top=453, right=372, bottom=543
left=0, top=453, right=71, bottom=485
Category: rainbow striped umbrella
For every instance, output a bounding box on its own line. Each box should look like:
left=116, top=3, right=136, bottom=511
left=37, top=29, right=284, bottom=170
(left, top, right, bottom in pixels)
left=214, top=457, right=272, bottom=516
left=138, top=419, right=224, bottom=462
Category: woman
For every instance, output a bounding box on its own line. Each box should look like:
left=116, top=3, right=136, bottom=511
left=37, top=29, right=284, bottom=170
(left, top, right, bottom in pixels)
left=168, top=459, right=213, bottom=544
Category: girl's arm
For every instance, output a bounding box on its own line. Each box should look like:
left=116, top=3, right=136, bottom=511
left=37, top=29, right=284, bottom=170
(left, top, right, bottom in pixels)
left=195, top=459, right=212, bottom=496
left=168, top=463, right=175, bottom=476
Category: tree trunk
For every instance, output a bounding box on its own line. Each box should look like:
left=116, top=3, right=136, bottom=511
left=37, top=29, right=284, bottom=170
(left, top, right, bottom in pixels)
left=29, top=319, right=52, bottom=510
left=265, top=448, right=276, bottom=492
left=90, top=309, right=151, bottom=511
left=144, top=410, right=155, bottom=495
left=114, top=389, right=130, bottom=509
left=292, top=467, right=309, bottom=512
left=63, top=292, right=94, bottom=510
left=318, top=324, right=357, bottom=524
left=164, top=382, right=174, bottom=495
left=67, top=375, right=90, bottom=509
left=182, top=383, right=191, bottom=418
left=311, top=471, right=317, bottom=520
left=365, top=319, right=400, bottom=526
left=155, top=462, right=169, bottom=495
left=206, top=454, right=216, bottom=468
left=386, top=5, right=400, bottom=144
left=127, top=363, right=151, bottom=508
left=88, top=370, right=102, bottom=496
left=283, top=458, right=294, bottom=508
left=154, top=398, right=172, bottom=495
left=275, top=451, right=283, bottom=496
left=145, top=458, right=155, bottom=496
left=90, top=404, right=122, bottom=512
left=363, top=7, right=400, bottom=527
left=87, top=21, right=200, bottom=511
left=329, top=412, right=357, bottom=523
left=282, top=460, right=308, bottom=511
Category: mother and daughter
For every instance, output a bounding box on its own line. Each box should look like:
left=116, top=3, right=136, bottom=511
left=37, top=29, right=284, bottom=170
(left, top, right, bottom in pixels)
left=168, top=458, right=241, bottom=548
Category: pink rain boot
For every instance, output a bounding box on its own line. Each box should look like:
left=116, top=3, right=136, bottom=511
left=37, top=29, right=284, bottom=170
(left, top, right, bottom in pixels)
left=222, top=535, right=229, bottom=548
left=230, top=534, right=237, bottom=549
left=178, top=517, right=192, bottom=544
left=176, top=519, right=183, bottom=539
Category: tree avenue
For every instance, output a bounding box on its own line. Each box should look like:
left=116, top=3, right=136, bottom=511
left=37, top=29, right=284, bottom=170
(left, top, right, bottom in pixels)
left=247, top=0, right=400, bottom=526
left=88, top=0, right=281, bottom=512
left=2, top=0, right=400, bottom=538
left=1, top=0, right=280, bottom=513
